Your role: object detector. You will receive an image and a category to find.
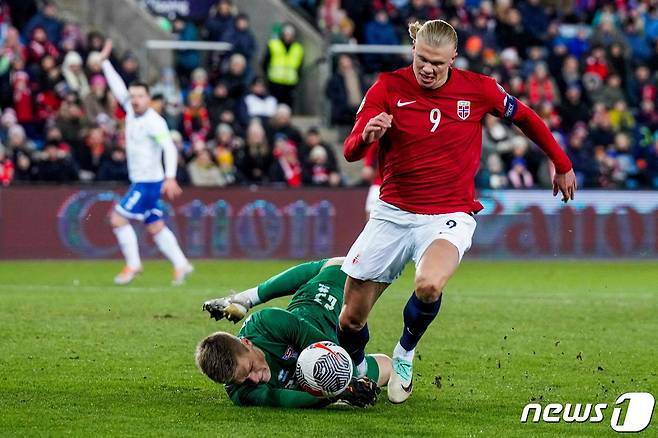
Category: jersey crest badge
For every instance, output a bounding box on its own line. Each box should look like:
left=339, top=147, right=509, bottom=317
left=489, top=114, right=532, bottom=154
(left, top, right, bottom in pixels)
left=457, top=100, right=471, bottom=120
left=282, top=345, right=298, bottom=360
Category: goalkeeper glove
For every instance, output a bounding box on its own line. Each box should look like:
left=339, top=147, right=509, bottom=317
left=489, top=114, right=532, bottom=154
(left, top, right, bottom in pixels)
left=202, top=295, right=252, bottom=323
left=332, top=377, right=380, bottom=408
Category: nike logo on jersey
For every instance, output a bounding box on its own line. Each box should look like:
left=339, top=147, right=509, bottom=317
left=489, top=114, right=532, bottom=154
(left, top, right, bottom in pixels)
left=397, top=99, right=416, bottom=107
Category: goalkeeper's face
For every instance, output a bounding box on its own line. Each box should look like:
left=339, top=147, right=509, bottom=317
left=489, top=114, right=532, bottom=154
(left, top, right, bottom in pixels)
left=232, top=339, right=271, bottom=384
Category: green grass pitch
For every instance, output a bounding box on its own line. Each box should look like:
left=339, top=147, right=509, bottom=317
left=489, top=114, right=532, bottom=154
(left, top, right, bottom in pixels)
left=0, top=260, right=656, bottom=437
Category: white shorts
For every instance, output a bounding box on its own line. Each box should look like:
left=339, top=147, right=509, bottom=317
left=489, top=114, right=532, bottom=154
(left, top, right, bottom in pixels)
left=365, top=185, right=380, bottom=214
left=342, top=200, right=477, bottom=283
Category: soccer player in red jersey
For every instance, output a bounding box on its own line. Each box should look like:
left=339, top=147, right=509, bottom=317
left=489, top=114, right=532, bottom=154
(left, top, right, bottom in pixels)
left=337, top=20, right=577, bottom=403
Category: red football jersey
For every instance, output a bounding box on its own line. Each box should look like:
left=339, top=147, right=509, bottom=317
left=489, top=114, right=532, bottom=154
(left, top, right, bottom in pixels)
left=344, top=66, right=570, bottom=215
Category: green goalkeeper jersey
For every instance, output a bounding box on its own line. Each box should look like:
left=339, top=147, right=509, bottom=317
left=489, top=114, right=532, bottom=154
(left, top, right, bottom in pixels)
left=225, top=264, right=379, bottom=408
left=225, top=307, right=331, bottom=408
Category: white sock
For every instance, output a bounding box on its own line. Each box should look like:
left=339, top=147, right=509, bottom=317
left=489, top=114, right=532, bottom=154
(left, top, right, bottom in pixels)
left=393, top=342, right=415, bottom=362
left=153, top=227, right=188, bottom=269
left=355, top=358, right=368, bottom=377
left=113, top=224, right=141, bottom=269
left=234, top=287, right=261, bottom=307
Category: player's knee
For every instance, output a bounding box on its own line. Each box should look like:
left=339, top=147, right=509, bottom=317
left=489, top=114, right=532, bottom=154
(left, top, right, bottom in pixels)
left=146, top=220, right=165, bottom=235
left=110, top=212, right=127, bottom=228
left=339, top=311, right=366, bottom=332
left=414, top=274, right=448, bottom=302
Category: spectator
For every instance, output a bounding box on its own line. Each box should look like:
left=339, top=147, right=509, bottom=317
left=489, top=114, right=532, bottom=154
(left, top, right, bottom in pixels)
left=507, top=157, right=534, bottom=188
left=567, top=123, right=597, bottom=187
left=96, top=146, right=129, bottom=183
left=240, top=76, right=277, bottom=125
left=590, top=74, right=625, bottom=108
left=182, top=90, right=210, bottom=141
left=608, top=99, right=635, bottom=133
left=399, top=0, right=441, bottom=25
left=208, top=123, right=240, bottom=152
left=559, top=85, right=590, bottom=132
left=22, top=0, right=63, bottom=46
left=187, top=148, right=226, bottom=187
left=644, top=138, right=658, bottom=188
left=79, top=125, right=106, bottom=176
left=263, top=23, right=304, bottom=107
left=33, top=141, right=78, bottom=182
left=637, top=99, right=658, bottom=132
left=593, top=145, right=618, bottom=188
left=495, top=8, right=532, bottom=56
left=484, top=153, right=508, bottom=189
left=363, top=10, right=400, bottom=72
left=151, top=68, right=184, bottom=129
left=117, top=52, right=139, bottom=85
left=11, top=70, right=35, bottom=128
left=6, top=124, right=34, bottom=161
left=13, top=150, right=34, bottom=182
left=269, top=134, right=302, bottom=187
left=188, top=66, right=210, bottom=97
left=612, top=132, right=639, bottom=188
left=206, top=81, right=234, bottom=128
left=224, top=13, right=257, bottom=74
left=172, top=16, right=201, bottom=87
left=224, top=53, right=248, bottom=100
left=0, top=27, right=26, bottom=77
left=26, top=26, right=59, bottom=69
left=54, top=94, right=86, bottom=151
left=0, top=145, right=14, bottom=186
left=623, top=18, right=652, bottom=63
left=266, top=103, right=302, bottom=147
left=303, top=144, right=341, bottom=187
left=205, top=0, right=235, bottom=42
left=0, top=108, right=18, bottom=145
left=62, top=51, right=90, bottom=97
left=241, top=119, right=272, bottom=183
left=44, top=126, right=70, bottom=153
left=85, top=51, right=104, bottom=77
left=519, top=0, right=549, bottom=43
left=216, top=141, right=239, bottom=185
left=83, top=74, right=112, bottom=120
left=326, top=54, right=364, bottom=126
left=526, top=62, right=560, bottom=106
left=299, top=126, right=338, bottom=172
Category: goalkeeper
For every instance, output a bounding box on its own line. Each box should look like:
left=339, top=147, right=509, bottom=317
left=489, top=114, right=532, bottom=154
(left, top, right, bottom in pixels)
left=196, top=257, right=391, bottom=408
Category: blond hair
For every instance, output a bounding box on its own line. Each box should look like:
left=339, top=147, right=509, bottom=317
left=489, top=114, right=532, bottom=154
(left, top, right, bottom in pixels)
left=408, top=20, right=458, bottom=49
left=195, top=332, right=248, bottom=384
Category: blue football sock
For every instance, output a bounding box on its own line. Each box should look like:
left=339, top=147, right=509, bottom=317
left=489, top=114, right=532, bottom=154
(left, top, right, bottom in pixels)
left=399, top=292, right=442, bottom=352
left=337, top=323, right=369, bottom=366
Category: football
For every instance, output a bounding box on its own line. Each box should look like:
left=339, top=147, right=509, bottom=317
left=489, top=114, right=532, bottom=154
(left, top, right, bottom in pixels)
left=295, top=341, right=353, bottom=398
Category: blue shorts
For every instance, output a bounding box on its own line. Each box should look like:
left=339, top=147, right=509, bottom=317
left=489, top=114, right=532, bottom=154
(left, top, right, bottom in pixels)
left=115, top=182, right=164, bottom=224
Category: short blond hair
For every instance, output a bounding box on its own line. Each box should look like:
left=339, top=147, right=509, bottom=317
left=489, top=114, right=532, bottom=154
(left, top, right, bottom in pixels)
left=408, top=19, right=458, bottom=49
left=195, top=332, right=248, bottom=384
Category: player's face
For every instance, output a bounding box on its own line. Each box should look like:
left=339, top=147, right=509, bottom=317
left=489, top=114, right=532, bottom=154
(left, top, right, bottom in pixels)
left=128, top=86, right=151, bottom=115
left=412, top=39, right=457, bottom=89
left=232, top=340, right=271, bottom=385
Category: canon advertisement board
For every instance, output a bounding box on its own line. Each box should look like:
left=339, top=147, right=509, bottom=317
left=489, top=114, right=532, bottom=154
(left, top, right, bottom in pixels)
left=0, top=187, right=656, bottom=259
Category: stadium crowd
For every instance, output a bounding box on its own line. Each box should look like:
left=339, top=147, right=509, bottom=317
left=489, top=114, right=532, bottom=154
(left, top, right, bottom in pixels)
left=1, top=0, right=658, bottom=189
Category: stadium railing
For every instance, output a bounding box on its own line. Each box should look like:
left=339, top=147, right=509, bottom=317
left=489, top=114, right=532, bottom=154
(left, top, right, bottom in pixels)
left=142, top=39, right=233, bottom=79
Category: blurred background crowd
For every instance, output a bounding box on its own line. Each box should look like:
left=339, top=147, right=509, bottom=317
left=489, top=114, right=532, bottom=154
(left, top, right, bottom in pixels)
left=1, top=0, right=658, bottom=190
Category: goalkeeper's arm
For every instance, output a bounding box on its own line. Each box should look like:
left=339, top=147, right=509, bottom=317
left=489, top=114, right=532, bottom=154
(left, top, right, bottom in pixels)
left=229, top=384, right=332, bottom=408
left=229, top=376, right=379, bottom=408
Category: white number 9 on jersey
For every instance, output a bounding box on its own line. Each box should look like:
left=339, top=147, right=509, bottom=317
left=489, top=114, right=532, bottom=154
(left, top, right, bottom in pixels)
left=430, top=108, right=441, bottom=132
